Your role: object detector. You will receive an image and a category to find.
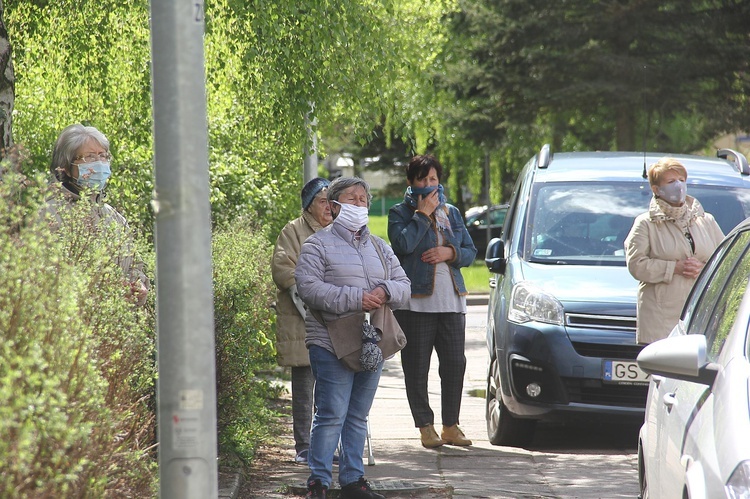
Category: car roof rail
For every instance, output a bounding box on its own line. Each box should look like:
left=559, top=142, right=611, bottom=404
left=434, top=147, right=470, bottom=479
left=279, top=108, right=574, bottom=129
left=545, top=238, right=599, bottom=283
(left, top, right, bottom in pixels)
left=717, top=148, right=750, bottom=176
left=537, top=143, right=551, bottom=169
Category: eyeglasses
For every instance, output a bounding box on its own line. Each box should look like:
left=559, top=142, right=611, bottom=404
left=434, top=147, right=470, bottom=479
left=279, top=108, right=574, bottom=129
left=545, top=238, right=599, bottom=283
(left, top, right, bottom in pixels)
left=73, top=152, right=112, bottom=163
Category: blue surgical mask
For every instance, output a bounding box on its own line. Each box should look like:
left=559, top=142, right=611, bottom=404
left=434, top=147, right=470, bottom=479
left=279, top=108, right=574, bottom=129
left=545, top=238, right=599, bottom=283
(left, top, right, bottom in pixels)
left=410, top=185, right=439, bottom=198
left=657, top=180, right=686, bottom=204
left=76, top=161, right=111, bottom=191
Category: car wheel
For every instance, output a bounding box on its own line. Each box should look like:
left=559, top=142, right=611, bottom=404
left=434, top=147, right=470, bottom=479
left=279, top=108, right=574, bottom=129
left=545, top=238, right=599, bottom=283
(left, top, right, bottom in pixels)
left=486, top=357, right=536, bottom=447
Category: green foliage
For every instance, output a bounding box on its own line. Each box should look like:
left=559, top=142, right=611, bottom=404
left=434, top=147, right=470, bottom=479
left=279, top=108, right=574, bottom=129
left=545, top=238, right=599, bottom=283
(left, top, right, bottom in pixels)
left=368, top=215, right=389, bottom=242
left=0, top=154, right=156, bottom=497
left=462, top=260, right=491, bottom=294
left=212, top=221, right=283, bottom=461
left=442, top=0, right=750, bottom=154
left=7, top=0, right=154, bottom=232
left=7, top=0, right=458, bottom=243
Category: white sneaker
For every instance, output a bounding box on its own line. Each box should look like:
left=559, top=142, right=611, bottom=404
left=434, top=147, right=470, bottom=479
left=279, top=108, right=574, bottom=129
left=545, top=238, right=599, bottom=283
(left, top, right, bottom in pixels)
left=294, top=449, right=309, bottom=464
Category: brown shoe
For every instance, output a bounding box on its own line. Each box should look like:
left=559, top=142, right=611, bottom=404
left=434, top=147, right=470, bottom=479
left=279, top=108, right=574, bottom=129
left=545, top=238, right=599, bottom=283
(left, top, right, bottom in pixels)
left=419, top=424, right=444, bottom=448
left=441, top=424, right=472, bottom=446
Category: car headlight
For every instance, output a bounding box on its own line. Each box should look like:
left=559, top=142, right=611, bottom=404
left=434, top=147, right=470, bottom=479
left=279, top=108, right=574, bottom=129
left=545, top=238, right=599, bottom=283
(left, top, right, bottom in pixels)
left=726, top=460, right=750, bottom=498
left=508, top=282, right=564, bottom=326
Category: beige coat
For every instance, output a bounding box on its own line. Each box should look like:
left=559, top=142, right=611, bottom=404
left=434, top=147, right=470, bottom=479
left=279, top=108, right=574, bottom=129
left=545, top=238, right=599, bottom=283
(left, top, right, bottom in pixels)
left=272, top=210, right=327, bottom=366
left=46, top=186, right=149, bottom=288
left=625, top=196, right=724, bottom=344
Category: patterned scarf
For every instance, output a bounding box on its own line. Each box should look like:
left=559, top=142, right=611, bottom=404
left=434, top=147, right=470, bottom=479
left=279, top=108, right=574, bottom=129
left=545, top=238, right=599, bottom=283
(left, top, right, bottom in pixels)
left=650, top=196, right=703, bottom=233
left=404, top=184, right=453, bottom=236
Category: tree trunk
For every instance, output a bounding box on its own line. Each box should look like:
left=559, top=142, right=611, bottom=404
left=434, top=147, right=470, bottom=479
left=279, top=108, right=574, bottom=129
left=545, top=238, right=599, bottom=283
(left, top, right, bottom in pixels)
left=0, top=0, right=14, bottom=153
left=615, top=104, right=636, bottom=151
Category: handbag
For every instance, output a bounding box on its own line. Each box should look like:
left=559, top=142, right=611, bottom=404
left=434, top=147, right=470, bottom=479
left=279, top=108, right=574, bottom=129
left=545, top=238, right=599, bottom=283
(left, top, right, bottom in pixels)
left=310, top=239, right=407, bottom=372
left=320, top=311, right=369, bottom=372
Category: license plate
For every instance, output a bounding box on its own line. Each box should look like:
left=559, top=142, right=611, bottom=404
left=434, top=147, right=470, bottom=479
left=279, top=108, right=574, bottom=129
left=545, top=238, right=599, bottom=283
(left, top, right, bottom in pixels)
left=602, top=360, right=650, bottom=384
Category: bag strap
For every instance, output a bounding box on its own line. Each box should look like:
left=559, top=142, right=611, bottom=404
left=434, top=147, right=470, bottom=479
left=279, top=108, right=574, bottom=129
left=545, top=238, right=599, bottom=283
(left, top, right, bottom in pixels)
left=371, top=238, right=390, bottom=280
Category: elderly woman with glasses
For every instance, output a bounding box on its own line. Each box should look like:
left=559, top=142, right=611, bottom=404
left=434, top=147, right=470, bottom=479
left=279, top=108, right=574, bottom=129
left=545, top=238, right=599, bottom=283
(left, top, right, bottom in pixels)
left=47, top=123, right=149, bottom=306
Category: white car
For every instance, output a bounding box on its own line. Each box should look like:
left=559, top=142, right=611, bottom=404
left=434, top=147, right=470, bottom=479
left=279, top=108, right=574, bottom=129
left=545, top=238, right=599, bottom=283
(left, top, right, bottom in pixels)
left=636, top=220, right=750, bottom=499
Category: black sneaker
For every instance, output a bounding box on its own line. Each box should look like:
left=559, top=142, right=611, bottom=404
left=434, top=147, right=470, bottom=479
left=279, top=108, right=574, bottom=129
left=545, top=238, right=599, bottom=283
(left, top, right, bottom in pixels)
left=306, top=478, right=328, bottom=499
left=340, top=477, right=384, bottom=499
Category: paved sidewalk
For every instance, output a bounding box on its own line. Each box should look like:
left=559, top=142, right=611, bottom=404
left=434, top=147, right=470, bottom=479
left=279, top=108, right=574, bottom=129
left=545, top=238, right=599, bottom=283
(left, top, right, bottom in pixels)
left=220, top=296, right=641, bottom=498
left=222, top=348, right=488, bottom=498
left=222, top=299, right=493, bottom=498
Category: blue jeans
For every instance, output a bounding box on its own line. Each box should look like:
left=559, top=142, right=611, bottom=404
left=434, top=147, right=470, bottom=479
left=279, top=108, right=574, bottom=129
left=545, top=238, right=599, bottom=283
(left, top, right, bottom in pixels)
left=307, top=345, right=382, bottom=488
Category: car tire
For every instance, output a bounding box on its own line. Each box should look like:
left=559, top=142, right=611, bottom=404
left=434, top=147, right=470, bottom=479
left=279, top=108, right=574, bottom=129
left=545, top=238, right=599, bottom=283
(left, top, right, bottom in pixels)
left=486, top=357, right=536, bottom=447
left=637, top=441, right=649, bottom=499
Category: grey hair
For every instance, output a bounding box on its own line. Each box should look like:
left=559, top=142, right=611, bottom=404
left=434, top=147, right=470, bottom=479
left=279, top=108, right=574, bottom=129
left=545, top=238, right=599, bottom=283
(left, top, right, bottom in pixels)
left=326, top=176, right=372, bottom=207
left=50, top=123, right=110, bottom=182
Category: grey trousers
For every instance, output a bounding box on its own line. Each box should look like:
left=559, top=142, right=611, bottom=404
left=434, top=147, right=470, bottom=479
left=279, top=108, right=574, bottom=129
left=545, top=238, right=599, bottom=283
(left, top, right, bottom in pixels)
left=291, top=365, right=315, bottom=453
left=394, top=310, right=467, bottom=428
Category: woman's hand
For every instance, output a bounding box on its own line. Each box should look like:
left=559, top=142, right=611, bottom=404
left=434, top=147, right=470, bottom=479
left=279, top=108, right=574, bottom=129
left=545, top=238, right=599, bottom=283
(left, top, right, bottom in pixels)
left=127, top=279, right=149, bottom=306
left=416, top=189, right=440, bottom=216
left=363, top=287, right=387, bottom=311
left=675, top=257, right=704, bottom=279
left=421, top=246, right=455, bottom=264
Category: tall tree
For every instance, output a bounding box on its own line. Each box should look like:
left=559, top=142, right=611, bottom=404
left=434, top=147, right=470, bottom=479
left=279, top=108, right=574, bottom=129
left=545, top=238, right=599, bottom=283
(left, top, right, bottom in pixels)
left=446, top=0, right=750, bottom=152
left=6, top=0, right=457, bottom=237
left=0, top=0, right=14, bottom=153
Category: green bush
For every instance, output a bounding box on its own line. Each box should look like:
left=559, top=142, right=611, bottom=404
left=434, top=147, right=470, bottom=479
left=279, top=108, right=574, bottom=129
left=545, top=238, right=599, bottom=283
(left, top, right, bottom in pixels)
left=0, top=154, right=156, bottom=497
left=212, top=221, right=283, bottom=463
left=0, top=149, right=288, bottom=490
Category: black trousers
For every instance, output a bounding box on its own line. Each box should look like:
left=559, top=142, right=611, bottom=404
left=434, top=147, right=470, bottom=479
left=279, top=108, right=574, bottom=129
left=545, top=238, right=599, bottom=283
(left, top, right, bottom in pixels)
left=394, top=309, right=467, bottom=428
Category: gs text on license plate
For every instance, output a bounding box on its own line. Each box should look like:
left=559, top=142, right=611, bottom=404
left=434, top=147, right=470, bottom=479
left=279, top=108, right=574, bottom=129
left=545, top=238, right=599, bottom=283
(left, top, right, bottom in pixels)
left=602, top=360, right=650, bottom=385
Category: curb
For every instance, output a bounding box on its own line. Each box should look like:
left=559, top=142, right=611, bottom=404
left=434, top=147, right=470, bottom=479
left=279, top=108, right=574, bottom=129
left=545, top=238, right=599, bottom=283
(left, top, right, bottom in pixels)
left=218, top=469, right=241, bottom=499
left=466, top=294, right=489, bottom=306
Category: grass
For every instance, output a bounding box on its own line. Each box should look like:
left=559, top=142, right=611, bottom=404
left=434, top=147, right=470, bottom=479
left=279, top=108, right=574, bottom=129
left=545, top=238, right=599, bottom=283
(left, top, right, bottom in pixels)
left=369, top=215, right=390, bottom=241
left=369, top=215, right=491, bottom=294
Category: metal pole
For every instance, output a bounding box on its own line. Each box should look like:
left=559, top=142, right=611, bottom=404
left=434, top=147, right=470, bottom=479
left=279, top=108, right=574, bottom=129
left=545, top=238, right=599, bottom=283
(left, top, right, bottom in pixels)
left=484, top=149, right=492, bottom=249
left=149, top=1, right=218, bottom=498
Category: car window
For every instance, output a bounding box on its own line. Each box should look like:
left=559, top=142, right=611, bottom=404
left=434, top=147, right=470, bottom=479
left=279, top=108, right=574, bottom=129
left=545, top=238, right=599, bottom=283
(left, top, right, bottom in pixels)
left=524, top=182, right=647, bottom=266
left=691, top=187, right=750, bottom=234
left=491, top=208, right=507, bottom=226
left=681, top=235, right=735, bottom=327
left=503, top=173, right=524, bottom=247
left=522, top=183, right=750, bottom=267
left=684, top=230, right=750, bottom=361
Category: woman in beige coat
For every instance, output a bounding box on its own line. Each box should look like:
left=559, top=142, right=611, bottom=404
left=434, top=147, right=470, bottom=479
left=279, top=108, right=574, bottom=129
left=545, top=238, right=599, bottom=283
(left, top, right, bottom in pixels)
left=272, top=177, right=332, bottom=464
left=625, top=157, right=724, bottom=344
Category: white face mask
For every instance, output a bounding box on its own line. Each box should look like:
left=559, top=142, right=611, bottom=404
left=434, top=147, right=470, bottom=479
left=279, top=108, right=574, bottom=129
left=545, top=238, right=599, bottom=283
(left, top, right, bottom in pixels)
left=333, top=201, right=369, bottom=231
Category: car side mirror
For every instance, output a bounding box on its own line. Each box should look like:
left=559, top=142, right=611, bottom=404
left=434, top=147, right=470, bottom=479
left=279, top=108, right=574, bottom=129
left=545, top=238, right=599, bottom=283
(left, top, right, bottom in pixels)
left=485, top=238, right=506, bottom=274
left=636, top=334, right=718, bottom=386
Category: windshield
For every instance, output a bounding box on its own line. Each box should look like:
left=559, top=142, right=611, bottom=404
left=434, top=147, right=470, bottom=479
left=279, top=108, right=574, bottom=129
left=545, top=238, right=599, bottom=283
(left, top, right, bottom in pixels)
left=523, top=182, right=750, bottom=266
